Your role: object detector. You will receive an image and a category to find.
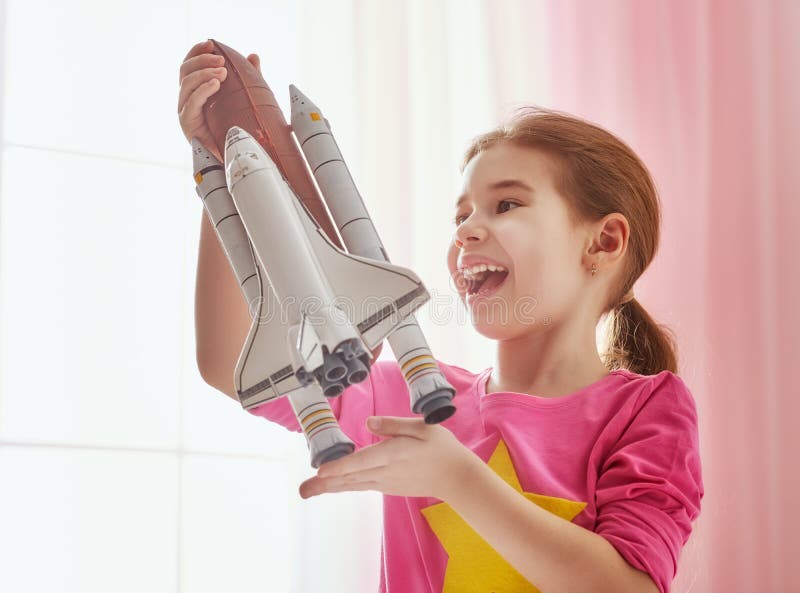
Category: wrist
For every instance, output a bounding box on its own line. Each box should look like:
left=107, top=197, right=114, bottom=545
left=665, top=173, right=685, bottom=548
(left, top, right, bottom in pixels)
left=440, top=446, right=487, bottom=504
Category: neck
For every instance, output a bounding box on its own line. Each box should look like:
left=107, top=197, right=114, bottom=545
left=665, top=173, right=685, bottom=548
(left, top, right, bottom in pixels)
left=487, top=313, right=609, bottom=398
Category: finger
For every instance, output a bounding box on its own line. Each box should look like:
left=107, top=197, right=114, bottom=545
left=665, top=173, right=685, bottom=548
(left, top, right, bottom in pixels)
left=316, top=439, right=403, bottom=478
left=178, top=67, right=226, bottom=113
left=178, top=79, right=221, bottom=136
left=301, top=469, right=386, bottom=498
left=180, top=52, right=225, bottom=84
left=300, top=480, right=380, bottom=499
left=182, top=39, right=215, bottom=63
left=246, top=53, right=261, bottom=72
left=367, top=416, right=429, bottom=439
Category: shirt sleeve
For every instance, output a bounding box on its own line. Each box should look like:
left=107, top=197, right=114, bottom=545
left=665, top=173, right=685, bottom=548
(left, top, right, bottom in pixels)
left=245, top=359, right=387, bottom=449
left=594, top=372, right=704, bottom=593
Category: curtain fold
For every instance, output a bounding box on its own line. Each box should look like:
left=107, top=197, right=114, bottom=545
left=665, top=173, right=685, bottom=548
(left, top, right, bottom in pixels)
left=530, top=1, right=797, bottom=591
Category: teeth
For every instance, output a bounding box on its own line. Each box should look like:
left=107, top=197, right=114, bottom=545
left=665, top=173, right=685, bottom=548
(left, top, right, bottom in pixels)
left=460, top=263, right=507, bottom=277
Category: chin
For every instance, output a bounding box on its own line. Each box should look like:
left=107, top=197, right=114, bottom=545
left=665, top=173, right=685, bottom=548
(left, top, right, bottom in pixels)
left=466, top=297, right=524, bottom=339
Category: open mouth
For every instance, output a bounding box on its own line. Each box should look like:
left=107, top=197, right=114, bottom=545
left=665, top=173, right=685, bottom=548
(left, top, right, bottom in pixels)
left=464, top=269, right=510, bottom=299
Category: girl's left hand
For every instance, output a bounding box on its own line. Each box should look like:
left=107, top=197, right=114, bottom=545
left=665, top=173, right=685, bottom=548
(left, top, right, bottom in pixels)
left=298, top=416, right=479, bottom=501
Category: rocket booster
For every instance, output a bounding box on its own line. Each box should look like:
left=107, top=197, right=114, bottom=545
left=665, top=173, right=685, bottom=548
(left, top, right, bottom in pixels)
left=289, top=86, right=456, bottom=424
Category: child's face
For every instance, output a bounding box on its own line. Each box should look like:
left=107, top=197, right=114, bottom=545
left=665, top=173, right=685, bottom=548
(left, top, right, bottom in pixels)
left=446, top=142, right=590, bottom=339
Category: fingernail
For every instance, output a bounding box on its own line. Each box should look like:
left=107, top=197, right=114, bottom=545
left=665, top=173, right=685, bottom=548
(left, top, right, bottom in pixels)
left=367, top=417, right=381, bottom=429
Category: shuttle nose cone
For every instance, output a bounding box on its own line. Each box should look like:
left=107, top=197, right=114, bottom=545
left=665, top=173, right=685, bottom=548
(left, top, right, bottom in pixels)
left=288, top=84, right=310, bottom=107
left=225, top=125, right=249, bottom=147
left=289, top=84, right=315, bottom=111
left=191, top=137, right=220, bottom=174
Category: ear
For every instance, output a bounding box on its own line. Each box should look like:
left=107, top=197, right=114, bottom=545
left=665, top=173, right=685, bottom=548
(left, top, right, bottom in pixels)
left=583, top=213, right=630, bottom=271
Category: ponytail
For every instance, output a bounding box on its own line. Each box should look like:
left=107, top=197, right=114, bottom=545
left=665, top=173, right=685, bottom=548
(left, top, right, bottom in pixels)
left=601, top=299, right=678, bottom=375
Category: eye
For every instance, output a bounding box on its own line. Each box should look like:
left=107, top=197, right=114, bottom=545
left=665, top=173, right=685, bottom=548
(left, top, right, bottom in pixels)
left=498, top=199, right=520, bottom=214
left=453, top=200, right=520, bottom=225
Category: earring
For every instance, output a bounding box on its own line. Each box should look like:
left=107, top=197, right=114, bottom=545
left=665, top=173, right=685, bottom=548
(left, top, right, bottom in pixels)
left=591, top=263, right=597, bottom=276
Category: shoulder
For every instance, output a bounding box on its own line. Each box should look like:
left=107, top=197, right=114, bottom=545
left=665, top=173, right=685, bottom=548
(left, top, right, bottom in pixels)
left=616, top=369, right=694, bottom=407
left=612, top=369, right=700, bottom=440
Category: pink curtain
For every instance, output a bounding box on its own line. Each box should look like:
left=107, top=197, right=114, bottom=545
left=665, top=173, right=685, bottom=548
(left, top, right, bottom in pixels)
left=488, top=1, right=800, bottom=591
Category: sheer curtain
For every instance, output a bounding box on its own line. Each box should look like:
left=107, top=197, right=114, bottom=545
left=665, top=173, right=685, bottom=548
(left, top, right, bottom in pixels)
left=527, top=1, right=798, bottom=591
left=1, top=1, right=796, bottom=592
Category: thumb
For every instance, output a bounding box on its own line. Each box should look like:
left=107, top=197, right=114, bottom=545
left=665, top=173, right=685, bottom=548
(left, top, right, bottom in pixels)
left=247, top=53, right=261, bottom=72
left=367, top=416, right=427, bottom=438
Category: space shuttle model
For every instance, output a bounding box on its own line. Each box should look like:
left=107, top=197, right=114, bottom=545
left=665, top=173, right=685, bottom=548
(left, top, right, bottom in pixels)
left=192, top=40, right=456, bottom=467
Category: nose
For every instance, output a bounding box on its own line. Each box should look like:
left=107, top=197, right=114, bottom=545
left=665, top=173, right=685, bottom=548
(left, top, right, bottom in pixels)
left=454, top=216, right=488, bottom=248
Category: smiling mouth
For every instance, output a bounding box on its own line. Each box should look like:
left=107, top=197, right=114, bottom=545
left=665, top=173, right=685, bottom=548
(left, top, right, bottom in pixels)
left=465, top=269, right=509, bottom=297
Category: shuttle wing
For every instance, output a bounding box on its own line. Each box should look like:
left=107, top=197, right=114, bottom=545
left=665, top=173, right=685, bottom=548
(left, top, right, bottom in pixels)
left=290, top=193, right=429, bottom=352
left=234, top=260, right=303, bottom=409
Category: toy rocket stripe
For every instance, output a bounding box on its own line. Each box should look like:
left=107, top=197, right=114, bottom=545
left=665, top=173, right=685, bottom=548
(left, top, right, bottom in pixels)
left=300, top=131, right=328, bottom=145
left=238, top=363, right=296, bottom=400
left=199, top=165, right=224, bottom=176
left=306, top=416, right=337, bottom=433
left=405, top=363, right=439, bottom=381
left=313, top=158, right=341, bottom=174
left=201, top=185, right=228, bottom=201
left=339, top=216, right=370, bottom=232
left=215, top=213, right=239, bottom=228
left=406, top=368, right=441, bottom=384
left=400, top=354, right=435, bottom=372
left=303, top=409, right=330, bottom=422
left=356, top=285, right=427, bottom=334
left=404, top=360, right=437, bottom=376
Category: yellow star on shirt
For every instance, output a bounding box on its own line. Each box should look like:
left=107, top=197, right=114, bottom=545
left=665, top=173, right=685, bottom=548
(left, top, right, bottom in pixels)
left=420, top=439, right=587, bottom=593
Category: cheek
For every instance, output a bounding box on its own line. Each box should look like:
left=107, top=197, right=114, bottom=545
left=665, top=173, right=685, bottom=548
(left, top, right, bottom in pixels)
left=499, top=222, right=540, bottom=265
left=445, top=240, right=467, bottom=298
left=446, top=240, right=459, bottom=277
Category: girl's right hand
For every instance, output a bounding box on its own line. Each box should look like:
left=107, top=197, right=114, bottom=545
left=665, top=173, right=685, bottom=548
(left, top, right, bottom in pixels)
left=178, top=40, right=262, bottom=160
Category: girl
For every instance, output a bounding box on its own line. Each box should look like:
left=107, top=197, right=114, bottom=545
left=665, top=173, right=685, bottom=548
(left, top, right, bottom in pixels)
left=180, top=40, right=703, bottom=593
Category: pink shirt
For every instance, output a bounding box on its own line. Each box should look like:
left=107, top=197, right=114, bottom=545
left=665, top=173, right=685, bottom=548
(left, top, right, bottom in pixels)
left=249, top=360, right=704, bottom=593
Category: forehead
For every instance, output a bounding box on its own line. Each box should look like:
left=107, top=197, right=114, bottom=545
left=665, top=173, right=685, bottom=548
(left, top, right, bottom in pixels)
left=460, top=142, right=557, bottom=194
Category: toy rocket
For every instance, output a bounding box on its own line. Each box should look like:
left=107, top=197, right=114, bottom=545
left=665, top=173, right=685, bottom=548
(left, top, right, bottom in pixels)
left=195, top=139, right=353, bottom=467
left=194, top=132, right=430, bottom=465
left=192, top=40, right=456, bottom=466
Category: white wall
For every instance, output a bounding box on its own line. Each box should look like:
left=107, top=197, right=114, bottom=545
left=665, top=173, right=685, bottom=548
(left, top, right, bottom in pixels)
left=0, top=1, right=550, bottom=591
left=0, top=1, right=374, bottom=591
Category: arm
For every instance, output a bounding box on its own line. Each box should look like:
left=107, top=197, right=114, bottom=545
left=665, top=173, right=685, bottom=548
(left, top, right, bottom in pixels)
left=444, top=375, right=702, bottom=593
left=447, top=458, right=659, bottom=593
left=301, top=418, right=658, bottom=592
left=194, top=211, right=252, bottom=399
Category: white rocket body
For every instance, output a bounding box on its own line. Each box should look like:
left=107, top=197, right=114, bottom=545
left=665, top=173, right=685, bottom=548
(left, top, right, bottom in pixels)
left=193, top=139, right=355, bottom=468
left=221, top=126, right=428, bottom=403
left=289, top=86, right=456, bottom=423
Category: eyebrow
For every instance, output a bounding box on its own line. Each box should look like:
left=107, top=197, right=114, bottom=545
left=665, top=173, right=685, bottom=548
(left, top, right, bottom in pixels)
left=454, top=179, right=534, bottom=209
